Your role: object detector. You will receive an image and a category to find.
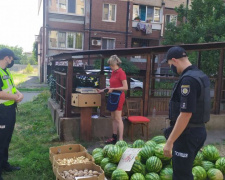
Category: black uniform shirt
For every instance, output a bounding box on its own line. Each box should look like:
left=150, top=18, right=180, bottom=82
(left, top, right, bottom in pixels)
left=175, top=65, right=201, bottom=113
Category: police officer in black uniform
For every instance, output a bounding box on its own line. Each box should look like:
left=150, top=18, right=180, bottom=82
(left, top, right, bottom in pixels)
left=163, top=46, right=210, bottom=180
left=0, top=48, right=24, bottom=180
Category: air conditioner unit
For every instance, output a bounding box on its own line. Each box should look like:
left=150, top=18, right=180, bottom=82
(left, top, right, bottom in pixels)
left=92, top=39, right=101, bottom=46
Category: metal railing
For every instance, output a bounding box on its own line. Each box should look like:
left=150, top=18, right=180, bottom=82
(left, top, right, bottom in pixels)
left=48, top=42, right=225, bottom=117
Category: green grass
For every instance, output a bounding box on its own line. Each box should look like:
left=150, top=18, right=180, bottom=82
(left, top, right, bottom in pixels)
left=2, top=91, right=97, bottom=180
left=2, top=91, right=61, bottom=180
left=11, top=72, right=37, bottom=86
left=17, top=87, right=49, bottom=92
left=11, top=71, right=49, bottom=92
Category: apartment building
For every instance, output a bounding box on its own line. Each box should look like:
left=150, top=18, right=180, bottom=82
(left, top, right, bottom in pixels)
left=37, top=0, right=189, bottom=82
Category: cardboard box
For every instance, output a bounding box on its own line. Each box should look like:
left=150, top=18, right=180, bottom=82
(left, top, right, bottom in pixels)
left=71, top=93, right=101, bottom=107
left=49, top=144, right=87, bottom=164
left=52, top=152, right=94, bottom=175
left=56, top=162, right=105, bottom=180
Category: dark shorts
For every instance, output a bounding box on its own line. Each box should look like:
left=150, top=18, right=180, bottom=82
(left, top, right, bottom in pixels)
left=164, top=126, right=207, bottom=180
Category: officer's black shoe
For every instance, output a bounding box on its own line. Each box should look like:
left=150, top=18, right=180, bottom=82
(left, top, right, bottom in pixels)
left=2, top=164, right=20, bottom=172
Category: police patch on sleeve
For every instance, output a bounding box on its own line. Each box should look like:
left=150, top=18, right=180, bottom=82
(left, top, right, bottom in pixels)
left=181, top=85, right=190, bottom=96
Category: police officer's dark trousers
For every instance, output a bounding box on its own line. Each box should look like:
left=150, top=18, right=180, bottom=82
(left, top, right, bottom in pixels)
left=0, top=104, right=16, bottom=176
left=164, top=126, right=207, bottom=180
left=171, top=127, right=206, bottom=180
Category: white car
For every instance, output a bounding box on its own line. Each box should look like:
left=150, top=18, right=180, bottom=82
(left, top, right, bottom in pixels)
left=86, top=69, right=143, bottom=90
left=106, top=78, right=143, bottom=90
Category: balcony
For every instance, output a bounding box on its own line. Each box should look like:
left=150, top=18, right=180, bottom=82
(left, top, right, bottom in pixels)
left=132, top=20, right=162, bottom=30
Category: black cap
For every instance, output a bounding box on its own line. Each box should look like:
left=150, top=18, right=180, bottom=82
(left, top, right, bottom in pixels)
left=166, top=46, right=187, bottom=62
left=0, top=48, right=19, bottom=60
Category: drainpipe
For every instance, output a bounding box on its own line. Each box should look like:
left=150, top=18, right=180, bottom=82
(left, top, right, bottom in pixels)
left=186, top=0, right=189, bottom=23
left=88, top=0, right=92, bottom=65
left=125, top=1, right=130, bottom=48
left=42, top=0, right=46, bottom=83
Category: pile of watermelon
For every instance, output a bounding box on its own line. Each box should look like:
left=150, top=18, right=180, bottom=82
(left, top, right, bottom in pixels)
left=92, top=135, right=225, bottom=180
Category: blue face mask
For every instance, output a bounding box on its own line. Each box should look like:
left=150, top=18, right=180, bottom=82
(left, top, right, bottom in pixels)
left=171, top=64, right=178, bottom=76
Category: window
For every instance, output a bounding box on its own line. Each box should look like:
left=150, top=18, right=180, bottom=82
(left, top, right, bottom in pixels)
left=133, top=5, right=139, bottom=20
left=59, top=0, right=66, bottom=13
left=132, top=5, right=161, bottom=22
left=49, top=0, right=58, bottom=12
left=103, top=4, right=116, bottom=21
left=68, top=0, right=75, bottom=13
left=76, top=0, right=85, bottom=15
left=49, top=31, right=83, bottom=49
left=58, top=32, right=66, bottom=48
left=49, top=31, right=58, bottom=48
left=75, top=33, right=83, bottom=49
left=49, top=0, right=85, bottom=15
left=67, top=33, right=74, bottom=48
left=154, top=8, right=160, bottom=22
left=102, top=38, right=115, bottom=49
left=165, top=15, right=177, bottom=26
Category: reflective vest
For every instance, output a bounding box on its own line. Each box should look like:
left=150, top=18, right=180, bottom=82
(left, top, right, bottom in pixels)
left=0, top=68, right=16, bottom=106
left=169, top=69, right=210, bottom=124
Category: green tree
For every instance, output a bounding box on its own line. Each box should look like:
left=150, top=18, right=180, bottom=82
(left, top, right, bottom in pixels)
left=94, top=57, right=139, bottom=74
left=163, top=0, right=225, bottom=75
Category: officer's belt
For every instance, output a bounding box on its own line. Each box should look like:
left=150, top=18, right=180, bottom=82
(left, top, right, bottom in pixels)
left=170, top=121, right=205, bottom=128
left=187, top=123, right=205, bottom=128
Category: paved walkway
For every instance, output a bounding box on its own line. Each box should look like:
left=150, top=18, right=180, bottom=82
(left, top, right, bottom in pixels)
left=18, top=76, right=48, bottom=104
left=17, top=76, right=48, bottom=89
left=205, top=130, right=225, bottom=145
left=21, top=92, right=41, bottom=104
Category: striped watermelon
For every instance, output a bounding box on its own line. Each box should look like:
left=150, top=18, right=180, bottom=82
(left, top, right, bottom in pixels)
left=160, top=167, right=173, bottom=180
left=139, top=145, right=154, bottom=163
left=100, top=157, right=110, bottom=169
left=145, top=140, right=157, bottom=149
left=116, top=140, right=128, bottom=148
left=133, top=139, right=145, bottom=148
left=111, top=169, right=129, bottom=180
left=151, top=135, right=166, bottom=144
left=146, top=156, right=162, bottom=173
left=201, top=161, right=215, bottom=171
left=193, top=151, right=204, bottom=166
left=192, top=166, right=207, bottom=180
left=154, top=143, right=171, bottom=161
left=215, top=157, right=225, bottom=174
left=121, top=146, right=128, bottom=154
left=107, top=145, right=123, bottom=163
left=130, top=173, right=145, bottom=180
left=131, top=160, right=146, bottom=175
left=93, top=152, right=104, bottom=165
left=207, top=168, right=224, bottom=180
left=145, top=172, right=160, bottom=180
left=92, top=148, right=103, bottom=155
left=103, top=144, right=114, bottom=157
left=104, top=163, right=117, bottom=178
left=202, top=145, right=220, bottom=162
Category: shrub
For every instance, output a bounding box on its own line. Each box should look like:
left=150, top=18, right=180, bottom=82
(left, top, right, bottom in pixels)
left=24, top=63, right=34, bottom=73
